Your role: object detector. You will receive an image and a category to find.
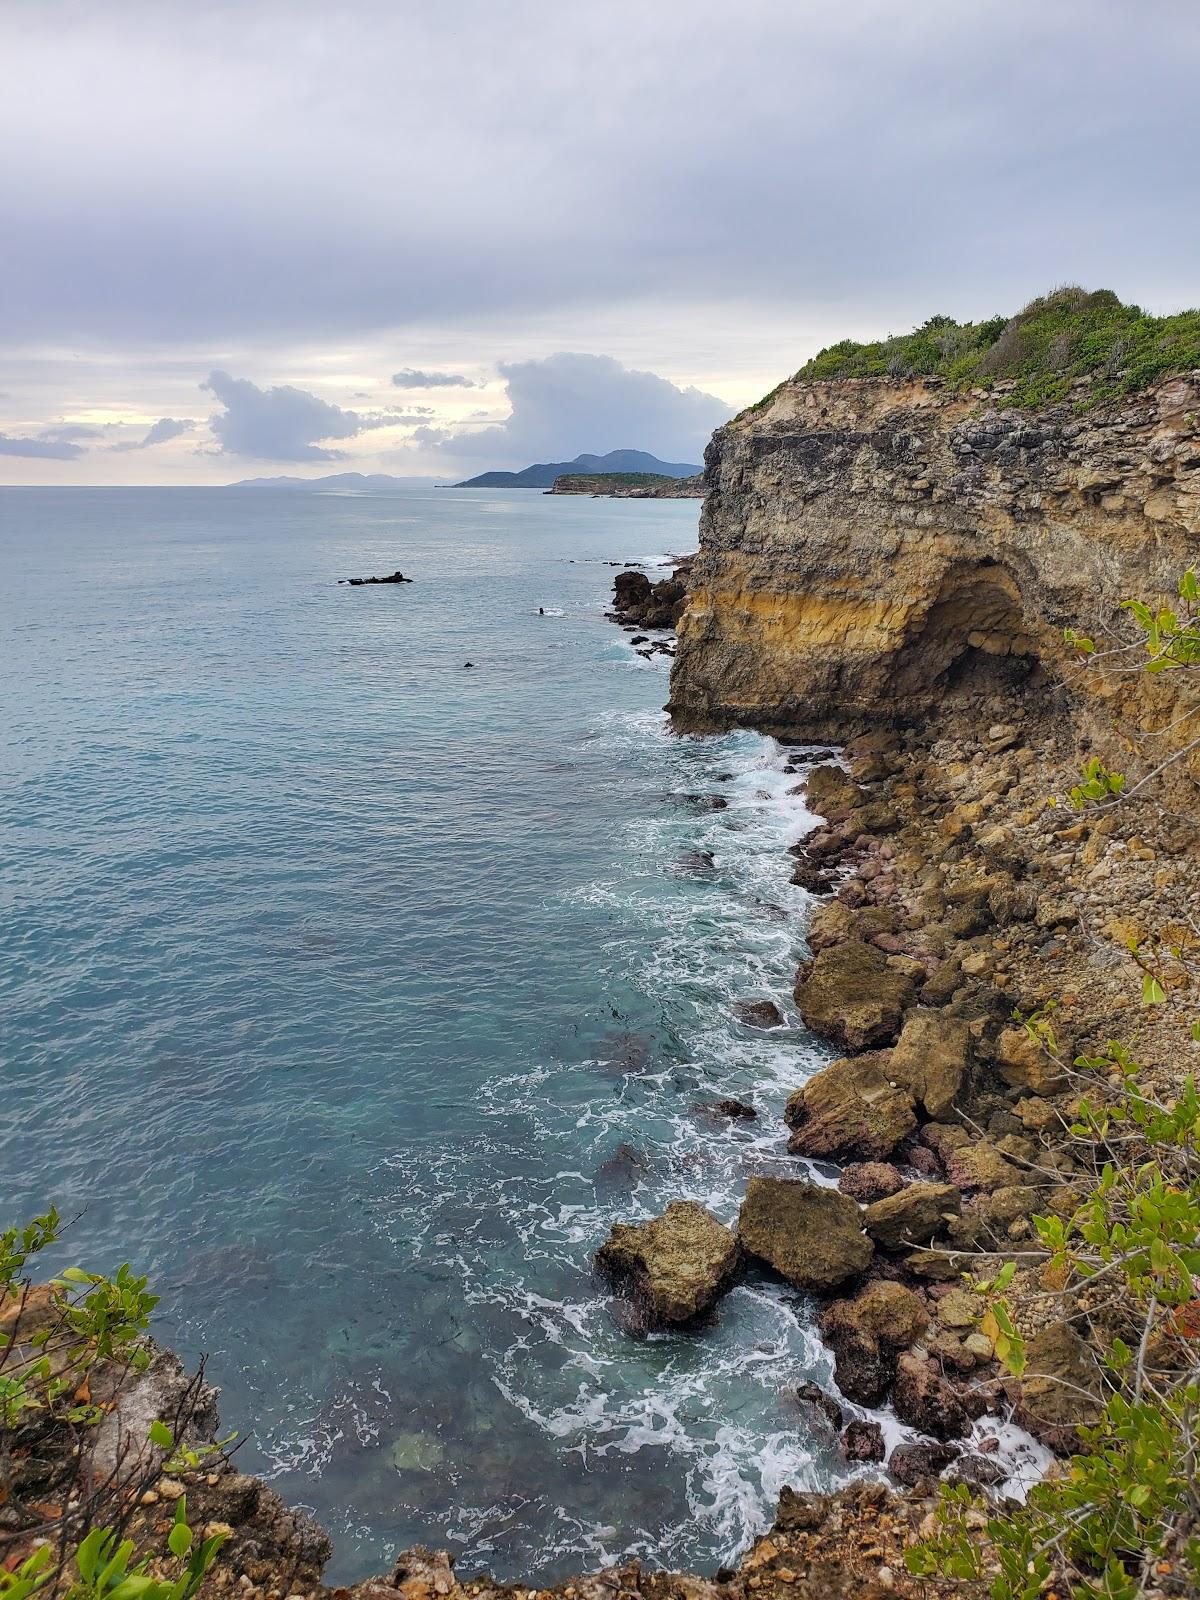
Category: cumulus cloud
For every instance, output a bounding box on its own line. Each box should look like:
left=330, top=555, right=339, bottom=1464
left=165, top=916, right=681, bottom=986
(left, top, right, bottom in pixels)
left=437, top=352, right=730, bottom=465
left=111, top=416, right=193, bottom=452
left=202, top=370, right=397, bottom=460
left=0, top=431, right=87, bottom=460
left=391, top=368, right=476, bottom=389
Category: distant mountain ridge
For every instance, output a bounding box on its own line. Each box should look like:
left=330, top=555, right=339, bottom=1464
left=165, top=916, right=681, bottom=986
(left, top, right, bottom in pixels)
left=230, top=471, right=437, bottom=489
left=455, top=450, right=702, bottom=488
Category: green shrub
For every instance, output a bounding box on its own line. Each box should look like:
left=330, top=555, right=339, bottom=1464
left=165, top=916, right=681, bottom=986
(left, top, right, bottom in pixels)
left=773, top=286, right=1200, bottom=412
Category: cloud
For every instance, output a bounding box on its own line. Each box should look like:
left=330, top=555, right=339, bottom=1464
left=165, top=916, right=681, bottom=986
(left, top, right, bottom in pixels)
left=201, top=370, right=394, bottom=460
left=437, top=352, right=730, bottom=465
left=391, top=368, right=476, bottom=389
left=111, top=416, right=193, bottom=452
left=0, top=431, right=87, bottom=460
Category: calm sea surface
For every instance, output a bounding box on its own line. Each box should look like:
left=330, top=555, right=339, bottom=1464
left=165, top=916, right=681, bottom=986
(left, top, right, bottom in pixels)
left=2, top=486, right=848, bottom=1581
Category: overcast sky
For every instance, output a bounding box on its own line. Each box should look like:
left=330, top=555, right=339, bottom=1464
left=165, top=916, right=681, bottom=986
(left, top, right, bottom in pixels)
left=1, top=0, right=1197, bottom=484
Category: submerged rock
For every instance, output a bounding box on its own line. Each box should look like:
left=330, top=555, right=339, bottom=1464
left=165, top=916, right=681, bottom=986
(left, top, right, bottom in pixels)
left=735, top=998, right=786, bottom=1029
left=737, top=1177, right=873, bottom=1293
left=785, top=1055, right=917, bottom=1162
left=794, top=940, right=917, bottom=1050
left=595, top=1200, right=741, bottom=1327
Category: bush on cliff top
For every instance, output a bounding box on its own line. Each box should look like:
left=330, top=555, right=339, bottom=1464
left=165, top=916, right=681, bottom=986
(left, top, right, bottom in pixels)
left=786, top=286, right=1200, bottom=410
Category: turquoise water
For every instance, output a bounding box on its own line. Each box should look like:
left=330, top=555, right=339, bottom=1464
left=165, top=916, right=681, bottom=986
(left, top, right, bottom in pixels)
left=1, top=487, right=843, bottom=1581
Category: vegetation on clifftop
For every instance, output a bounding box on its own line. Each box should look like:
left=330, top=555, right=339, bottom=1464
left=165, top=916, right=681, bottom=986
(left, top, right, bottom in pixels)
left=773, top=287, right=1200, bottom=412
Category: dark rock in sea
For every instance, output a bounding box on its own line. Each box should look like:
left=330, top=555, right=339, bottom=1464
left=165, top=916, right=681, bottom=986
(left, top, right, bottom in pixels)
left=819, top=1281, right=928, bottom=1405
left=341, top=569, right=414, bottom=585
left=592, top=1142, right=651, bottom=1197
left=842, top=1419, right=886, bottom=1462
left=737, top=1176, right=873, bottom=1293
left=892, top=1352, right=978, bottom=1439
left=734, top=998, right=785, bottom=1029
left=672, top=849, right=718, bottom=877
left=889, top=1439, right=960, bottom=1487
left=795, top=1381, right=844, bottom=1433
left=464, top=661, right=475, bottom=668
left=711, top=1097, right=759, bottom=1121
left=610, top=567, right=691, bottom=630
left=595, top=1200, right=742, bottom=1328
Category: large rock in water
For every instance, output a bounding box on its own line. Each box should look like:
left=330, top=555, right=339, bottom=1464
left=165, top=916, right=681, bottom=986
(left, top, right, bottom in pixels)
left=819, top=1281, right=928, bottom=1405
left=892, top=1352, right=978, bottom=1439
left=737, top=1177, right=873, bottom=1293
left=784, top=1056, right=916, bottom=1162
left=794, top=940, right=916, bottom=1051
left=886, top=1009, right=971, bottom=1119
left=594, top=1200, right=741, bottom=1326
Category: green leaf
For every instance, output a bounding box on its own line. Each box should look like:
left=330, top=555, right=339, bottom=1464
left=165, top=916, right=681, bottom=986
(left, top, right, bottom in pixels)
left=1142, top=974, right=1167, bottom=1006
left=149, top=1419, right=175, bottom=1449
left=168, top=1522, right=193, bottom=1560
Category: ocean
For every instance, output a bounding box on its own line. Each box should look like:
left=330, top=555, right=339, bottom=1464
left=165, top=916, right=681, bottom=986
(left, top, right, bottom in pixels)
left=2, top=485, right=896, bottom=1580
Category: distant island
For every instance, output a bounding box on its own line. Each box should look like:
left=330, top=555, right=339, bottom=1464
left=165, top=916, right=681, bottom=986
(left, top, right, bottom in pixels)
left=455, top=449, right=702, bottom=488
left=230, top=471, right=438, bottom=490
left=547, top=471, right=705, bottom=498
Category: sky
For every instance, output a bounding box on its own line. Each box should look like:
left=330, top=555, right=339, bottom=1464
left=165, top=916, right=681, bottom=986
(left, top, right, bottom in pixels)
left=1, top=0, right=1197, bottom=485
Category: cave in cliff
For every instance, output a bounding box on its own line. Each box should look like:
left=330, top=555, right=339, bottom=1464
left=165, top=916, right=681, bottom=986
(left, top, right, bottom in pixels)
left=887, top=561, right=1048, bottom=716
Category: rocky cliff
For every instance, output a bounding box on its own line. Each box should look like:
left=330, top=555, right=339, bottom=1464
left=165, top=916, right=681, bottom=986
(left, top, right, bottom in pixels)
left=669, top=372, right=1200, bottom=783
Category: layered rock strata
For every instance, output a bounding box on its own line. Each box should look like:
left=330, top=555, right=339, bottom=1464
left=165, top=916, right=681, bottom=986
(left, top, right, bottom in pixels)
left=669, top=372, right=1200, bottom=789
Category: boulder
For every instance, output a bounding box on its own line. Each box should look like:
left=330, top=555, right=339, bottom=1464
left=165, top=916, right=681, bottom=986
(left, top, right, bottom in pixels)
left=819, top=1281, right=928, bottom=1405
left=595, top=1201, right=741, bottom=1326
left=842, top=1419, right=886, bottom=1462
left=802, top=764, right=866, bottom=821
left=892, top=1352, right=977, bottom=1439
left=1015, top=1320, right=1104, bottom=1451
left=784, top=1056, right=917, bottom=1162
left=887, top=1009, right=971, bottom=1119
left=943, top=1140, right=1022, bottom=1192
left=889, top=1440, right=960, bottom=1487
left=864, top=1182, right=962, bottom=1251
left=995, top=1026, right=1069, bottom=1095
left=795, top=1381, right=844, bottom=1433
left=839, top=1162, right=904, bottom=1203
left=737, top=1177, right=873, bottom=1294
left=735, top=999, right=786, bottom=1029
left=794, top=940, right=916, bottom=1050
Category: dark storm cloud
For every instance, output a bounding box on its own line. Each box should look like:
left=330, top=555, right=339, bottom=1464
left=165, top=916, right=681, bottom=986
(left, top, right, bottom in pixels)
left=111, top=416, right=194, bottom=451
left=436, top=353, right=730, bottom=464
left=0, top=431, right=87, bottom=460
left=201, top=371, right=395, bottom=461
left=1, top=1, right=1196, bottom=350
left=391, top=369, right=475, bottom=389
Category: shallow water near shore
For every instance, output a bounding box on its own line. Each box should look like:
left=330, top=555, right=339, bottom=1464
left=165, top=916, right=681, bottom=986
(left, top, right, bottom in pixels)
left=1, top=487, right=1036, bottom=1582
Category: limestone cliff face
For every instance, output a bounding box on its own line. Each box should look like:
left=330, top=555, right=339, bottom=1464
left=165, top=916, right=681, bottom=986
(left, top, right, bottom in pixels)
left=669, top=372, right=1200, bottom=774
